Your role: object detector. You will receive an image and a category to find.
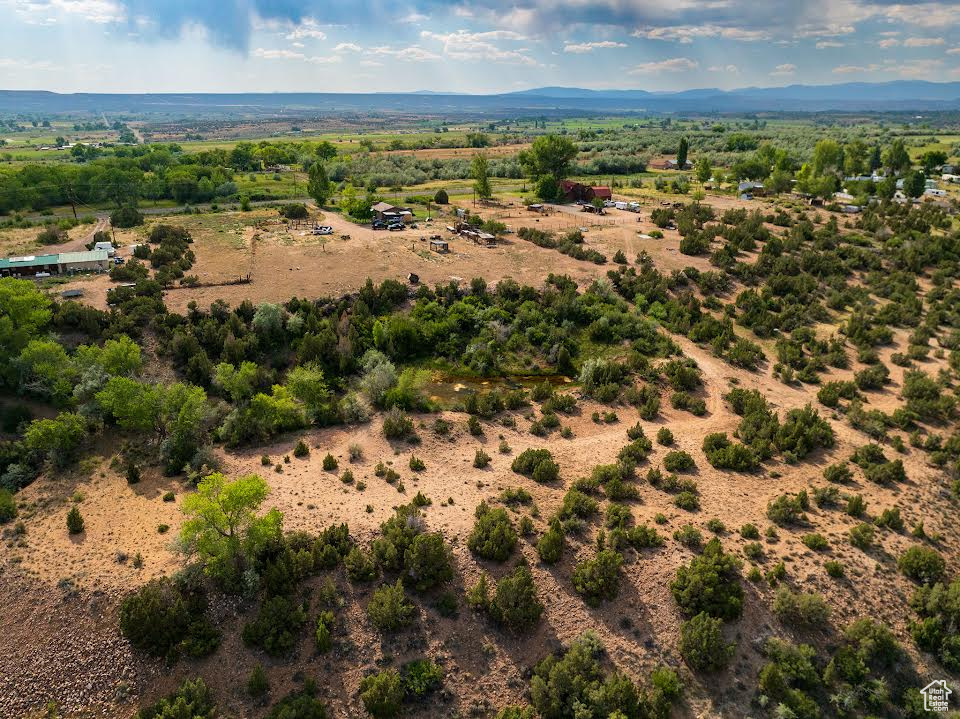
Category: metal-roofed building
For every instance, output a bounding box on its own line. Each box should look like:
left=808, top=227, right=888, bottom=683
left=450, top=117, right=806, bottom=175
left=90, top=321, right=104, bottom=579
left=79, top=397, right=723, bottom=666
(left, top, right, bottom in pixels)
left=0, top=250, right=110, bottom=277
left=57, top=250, right=109, bottom=273
left=0, top=253, right=60, bottom=277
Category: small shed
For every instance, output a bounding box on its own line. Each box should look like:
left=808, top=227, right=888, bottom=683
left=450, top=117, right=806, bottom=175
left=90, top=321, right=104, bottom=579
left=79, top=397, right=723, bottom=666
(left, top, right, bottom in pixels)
left=429, top=238, right=449, bottom=253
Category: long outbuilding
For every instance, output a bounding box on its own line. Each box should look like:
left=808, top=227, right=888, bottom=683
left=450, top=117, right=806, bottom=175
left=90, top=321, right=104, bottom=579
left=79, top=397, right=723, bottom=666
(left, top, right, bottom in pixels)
left=0, top=249, right=109, bottom=278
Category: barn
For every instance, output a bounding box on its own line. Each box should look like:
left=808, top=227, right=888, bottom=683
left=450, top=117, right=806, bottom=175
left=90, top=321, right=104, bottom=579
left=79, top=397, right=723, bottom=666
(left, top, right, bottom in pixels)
left=560, top=181, right=613, bottom=203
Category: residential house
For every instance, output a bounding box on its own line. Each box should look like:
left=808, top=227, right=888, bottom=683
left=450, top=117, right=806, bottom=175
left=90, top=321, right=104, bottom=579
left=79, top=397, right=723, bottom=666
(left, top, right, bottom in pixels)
left=649, top=157, right=692, bottom=171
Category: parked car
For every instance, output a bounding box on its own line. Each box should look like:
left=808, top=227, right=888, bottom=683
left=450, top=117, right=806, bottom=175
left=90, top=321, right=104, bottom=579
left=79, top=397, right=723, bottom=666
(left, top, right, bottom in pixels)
left=387, top=222, right=405, bottom=231
left=312, top=226, right=333, bottom=235
left=372, top=221, right=387, bottom=230
left=114, top=257, right=125, bottom=265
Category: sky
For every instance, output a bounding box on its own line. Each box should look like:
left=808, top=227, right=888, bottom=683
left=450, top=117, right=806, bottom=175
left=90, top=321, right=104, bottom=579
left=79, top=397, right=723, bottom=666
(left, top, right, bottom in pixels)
left=0, top=0, right=958, bottom=94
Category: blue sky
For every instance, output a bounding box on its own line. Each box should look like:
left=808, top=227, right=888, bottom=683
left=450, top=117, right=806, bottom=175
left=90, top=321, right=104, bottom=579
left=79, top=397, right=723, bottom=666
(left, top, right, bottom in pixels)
left=0, top=0, right=958, bottom=93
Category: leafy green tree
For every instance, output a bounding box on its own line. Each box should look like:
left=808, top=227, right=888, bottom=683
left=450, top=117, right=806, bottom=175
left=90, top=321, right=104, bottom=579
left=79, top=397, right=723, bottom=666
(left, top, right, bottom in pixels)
left=0, top=278, right=52, bottom=368
left=520, top=135, right=579, bottom=184
left=472, top=153, right=492, bottom=200
left=213, top=361, right=259, bottom=403
left=75, top=335, right=142, bottom=376
left=17, top=339, right=77, bottom=403
left=180, top=473, right=282, bottom=590
left=307, top=162, right=332, bottom=206
left=883, top=138, right=911, bottom=174
left=812, top=139, right=842, bottom=176
left=677, top=137, right=689, bottom=168
left=24, top=412, right=86, bottom=467
left=286, top=363, right=333, bottom=423
left=695, top=156, right=712, bottom=185
left=903, top=170, right=926, bottom=198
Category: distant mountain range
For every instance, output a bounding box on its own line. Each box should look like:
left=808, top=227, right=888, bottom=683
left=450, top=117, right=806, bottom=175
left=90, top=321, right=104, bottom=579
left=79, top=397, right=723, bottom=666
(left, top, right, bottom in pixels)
left=2, top=81, right=960, bottom=117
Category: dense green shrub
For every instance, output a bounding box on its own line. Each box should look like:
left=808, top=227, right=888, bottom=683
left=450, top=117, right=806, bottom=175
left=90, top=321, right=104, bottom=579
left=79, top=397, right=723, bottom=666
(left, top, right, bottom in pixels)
left=774, top=405, right=834, bottom=458
left=801, top=533, right=829, bottom=551
left=671, top=539, right=743, bottom=620
left=489, top=563, right=544, bottom=632
left=265, top=682, right=329, bottom=718
left=359, top=669, right=404, bottom=719
left=823, top=462, right=853, bottom=483
left=120, top=577, right=220, bottom=660
left=679, top=613, right=735, bottom=672
left=246, top=664, right=270, bottom=699
left=0, top=489, right=16, bottom=523
left=898, top=546, right=946, bottom=585
left=242, top=595, right=308, bottom=656
left=367, top=580, right=416, bottom=633
left=537, top=521, right=565, bottom=564
left=702, top=432, right=758, bottom=471
left=511, top=448, right=559, bottom=482
left=468, top=502, right=517, bottom=561
left=136, top=678, right=216, bottom=719
left=766, top=492, right=807, bottom=526
left=403, top=532, right=454, bottom=591
left=345, top=547, right=378, bottom=582
left=663, top=450, right=695, bottom=472
left=372, top=503, right=424, bottom=572
left=572, top=550, right=624, bottom=606
left=848, top=522, right=875, bottom=550
left=772, top=588, right=831, bottom=628
left=382, top=408, right=416, bottom=440
left=66, top=505, right=85, bottom=534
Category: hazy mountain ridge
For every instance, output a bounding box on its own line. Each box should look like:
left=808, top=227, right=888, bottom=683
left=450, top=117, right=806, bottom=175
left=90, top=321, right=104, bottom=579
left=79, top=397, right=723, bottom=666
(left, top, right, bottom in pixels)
left=2, top=80, right=960, bottom=117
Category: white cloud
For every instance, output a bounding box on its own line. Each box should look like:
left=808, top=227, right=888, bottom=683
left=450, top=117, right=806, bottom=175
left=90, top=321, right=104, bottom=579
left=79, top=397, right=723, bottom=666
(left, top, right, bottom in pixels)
left=904, top=37, right=945, bottom=47
left=816, top=40, right=845, bottom=49
left=627, top=57, right=699, bottom=75
left=6, top=0, right=123, bottom=23
left=881, top=3, right=960, bottom=29
left=563, top=40, right=627, bottom=53
left=633, top=24, right=769, bottom=43
left=708, top=64, right=739, bottom=73
left=400, top=12, right=429, bottom=23
left=896, top=58, right=944, bottom=77
left=878, top=37, right=900, bottom=48
left=833, top=64, right=880, bottom=73
left=370, top=45, right=442, bottom=62
left=948, top=47, right=960, bottom=55
left=253, top=48, right=305, bottom=61
left=284, top=18, right=325, bottom=41
left=420, top=29, right=538, bottom=65
left=253, top=47, right=341, bottom=64
left=333, top=42, right=362, bottom=52
left=770, top=63, right=796, bottom=76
